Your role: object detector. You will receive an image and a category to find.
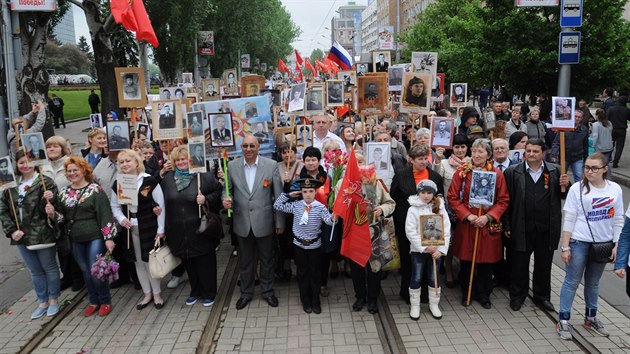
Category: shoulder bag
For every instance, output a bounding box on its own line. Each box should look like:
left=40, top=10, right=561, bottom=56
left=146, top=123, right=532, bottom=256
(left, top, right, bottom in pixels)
left=148, top=238, right=182, bottom=279
left=580, top=189, right=615, bottom=263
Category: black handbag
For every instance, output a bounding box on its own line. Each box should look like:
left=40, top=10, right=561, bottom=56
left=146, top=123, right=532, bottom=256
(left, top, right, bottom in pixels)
left=196, top=200, right=224, bottom=239
left=580, top=191, right=615, bottom=263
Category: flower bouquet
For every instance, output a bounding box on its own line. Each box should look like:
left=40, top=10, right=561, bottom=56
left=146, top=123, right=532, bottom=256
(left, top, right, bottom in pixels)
left=324, top=149, right=349, bottom=209
left=90, top=253, right=120, bottom=283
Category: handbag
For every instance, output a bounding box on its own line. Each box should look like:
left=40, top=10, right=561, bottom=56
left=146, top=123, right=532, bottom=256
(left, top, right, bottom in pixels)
left=580, top=191, right=615, bottom=263
left=196, top=200, right=224, bottom=238
left=148, top=238, right=182, bottom=279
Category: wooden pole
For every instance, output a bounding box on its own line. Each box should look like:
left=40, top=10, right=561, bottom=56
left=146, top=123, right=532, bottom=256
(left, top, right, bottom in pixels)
left=466, top=208, right=483, bottom=306
left=560, top=131, right=567, bottom=193
left=126, top=208, right=130, bottom=249
left=222, top=149, right=231, bottom=217
left=38, top=166, right=47, bottom=193
left=197, top=173, right=202, bottom=218
left=433, top=257, right=439, bottom=295
left=7, top=191, right=20, bottom=231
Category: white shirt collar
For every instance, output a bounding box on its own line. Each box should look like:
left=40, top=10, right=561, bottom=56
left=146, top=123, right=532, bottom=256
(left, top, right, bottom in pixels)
left=525, top=160, right=544, bottom=173
left=243, top=156, right=259, bottom=167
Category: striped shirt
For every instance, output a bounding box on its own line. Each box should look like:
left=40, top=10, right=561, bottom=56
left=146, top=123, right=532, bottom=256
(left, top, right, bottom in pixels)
left=273, top=193, right=333, bottom=249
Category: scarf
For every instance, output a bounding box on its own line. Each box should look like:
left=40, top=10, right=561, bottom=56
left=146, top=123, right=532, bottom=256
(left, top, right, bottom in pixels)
left=174, top=168, right=194, bottom=192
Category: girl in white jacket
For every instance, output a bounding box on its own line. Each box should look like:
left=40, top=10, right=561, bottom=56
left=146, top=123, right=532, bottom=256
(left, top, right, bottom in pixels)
left=405, top=179, right=451, bottom=320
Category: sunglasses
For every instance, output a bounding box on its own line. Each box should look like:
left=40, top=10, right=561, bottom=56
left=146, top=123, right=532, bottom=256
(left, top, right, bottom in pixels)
left=241, top=144, right=256, bottom=149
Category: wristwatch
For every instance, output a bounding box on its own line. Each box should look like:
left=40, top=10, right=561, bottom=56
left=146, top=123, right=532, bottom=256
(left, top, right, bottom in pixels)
left=560, top=246, right=571, bottom=252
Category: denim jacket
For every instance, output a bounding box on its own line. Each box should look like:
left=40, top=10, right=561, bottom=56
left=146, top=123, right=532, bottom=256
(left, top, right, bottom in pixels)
left=614, top=216, right=630, bottom=270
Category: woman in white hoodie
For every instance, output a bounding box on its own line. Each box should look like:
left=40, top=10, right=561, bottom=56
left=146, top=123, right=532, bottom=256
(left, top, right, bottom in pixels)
left=405, top=179, right=451, bottom=320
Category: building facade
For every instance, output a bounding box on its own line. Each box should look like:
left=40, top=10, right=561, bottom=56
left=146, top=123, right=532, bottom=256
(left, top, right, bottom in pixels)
left=53, top=7, right=76, bottom=45
left=330, top=2, right=366, bottom=57
left=361, top=0, right=379, bottom=54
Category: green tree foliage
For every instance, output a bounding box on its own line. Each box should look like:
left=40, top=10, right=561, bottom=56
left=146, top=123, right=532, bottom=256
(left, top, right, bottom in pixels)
left=310, top=48, right=324, bottom=62
left=77, top=35, right=96, bottom=77
left=44, top=42, right=93, bottom=75
left=202, top=0, right=301, bottom=77
left=400, top=0, right=630, bottom=99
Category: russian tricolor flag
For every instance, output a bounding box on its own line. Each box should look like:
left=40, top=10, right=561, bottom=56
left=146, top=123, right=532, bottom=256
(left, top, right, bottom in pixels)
left=327, top=41, right=353, bottom=71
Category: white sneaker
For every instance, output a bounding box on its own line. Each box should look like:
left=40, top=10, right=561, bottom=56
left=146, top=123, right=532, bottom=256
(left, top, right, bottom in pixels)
left=167, top=276, right=180, bottom=289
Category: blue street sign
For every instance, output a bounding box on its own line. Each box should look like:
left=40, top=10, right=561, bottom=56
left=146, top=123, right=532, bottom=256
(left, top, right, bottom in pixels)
left=558, top=32, right=580, bottom=64
left=560, top=0, right=583, bottom=27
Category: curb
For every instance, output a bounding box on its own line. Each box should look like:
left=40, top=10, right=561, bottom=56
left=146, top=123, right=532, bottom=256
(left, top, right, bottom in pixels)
left=611, top=172, right=630, bottom=189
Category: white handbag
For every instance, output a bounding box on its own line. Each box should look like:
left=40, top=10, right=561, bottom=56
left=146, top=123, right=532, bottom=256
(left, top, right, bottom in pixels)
left=148, top=238, right=182, bottom=279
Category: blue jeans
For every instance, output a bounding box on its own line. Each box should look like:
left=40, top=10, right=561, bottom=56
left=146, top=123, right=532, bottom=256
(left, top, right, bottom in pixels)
left=601, top=151, right=613, bottom=179
left=559, top=239, right=607, bottom=321
left=73, top=239, right=111, bottom=305
left=410, top=252, right=442, bottom=289
left=17, top=245, right=61, bottom=303
left=568, top=159, right=584, bottom=184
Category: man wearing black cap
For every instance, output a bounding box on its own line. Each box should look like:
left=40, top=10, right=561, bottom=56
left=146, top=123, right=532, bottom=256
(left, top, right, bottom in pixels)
left=405, top=76, right=427, bottom=107
left=274, top=178, right=337, bottom=314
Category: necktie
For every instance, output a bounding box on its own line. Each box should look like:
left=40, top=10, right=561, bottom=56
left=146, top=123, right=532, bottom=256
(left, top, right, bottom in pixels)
left=499, top=164, right=504, bottom=171
left=300, top=204, right=311, bottom=225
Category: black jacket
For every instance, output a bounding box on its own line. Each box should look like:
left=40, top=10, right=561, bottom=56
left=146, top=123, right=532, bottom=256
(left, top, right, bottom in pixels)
left=551, top=124, right=588, bottom=164
left=502, top=162, right=566, bottom=252
left=390, top=166, right=444, bottom=230
left=606, top=103, right=630, bottom=130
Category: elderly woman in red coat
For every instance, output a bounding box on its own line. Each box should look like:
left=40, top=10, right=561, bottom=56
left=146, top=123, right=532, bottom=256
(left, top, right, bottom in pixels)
left=447, top=138, right=509, bottom=309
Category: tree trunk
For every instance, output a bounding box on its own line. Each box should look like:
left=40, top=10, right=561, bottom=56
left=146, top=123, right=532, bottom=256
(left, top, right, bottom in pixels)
left=82, top=0, right=121, bottom=117
left=16, top=13, right=55, bottom=140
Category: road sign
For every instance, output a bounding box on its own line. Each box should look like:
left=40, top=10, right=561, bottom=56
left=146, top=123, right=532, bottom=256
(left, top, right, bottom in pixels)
left=558, top=32, right=580, bottom=64
left=560, top=0, right=583, bottom=27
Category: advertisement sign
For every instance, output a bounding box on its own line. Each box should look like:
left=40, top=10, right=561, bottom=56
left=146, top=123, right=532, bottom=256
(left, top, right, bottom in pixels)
left=10, top=0, right=57, bottom=11
left=378, top=26, right=394, bottom=50
left=198, top=31, right=215, bottom=55
left=515, top=0, right=559, bottom=6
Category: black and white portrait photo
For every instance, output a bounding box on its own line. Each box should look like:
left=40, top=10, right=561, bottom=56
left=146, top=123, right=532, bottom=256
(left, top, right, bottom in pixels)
left=430, top=118, right=454, bottom=148
left=245, top=101, right=259, bottom=118
left=388, top=66, right=404, bottom=92
left=182, top=73, right=193, bottom=87
left=307, top=88, right=324, bottom=113
left=552, top=96, right=576, bottom=130
left=122, top=72, right=140, bottom=100
left=420, top=215, right=445, bottom=246
left=0, top=157, right=16, bottom=191
left=158, top=102, right=176, bottom=129
left=411, top=51, right=438, bottom=76
left=365, top=142, right=391, bottom=178
left=509, top=149, right=525, bottom=164
left=151, top=100, right=183, bottom=140
left=202, top=78, right=220, bottom=101
left=450, top=83, right=467, bottom=107
left=401, top=72, right=431, bottom=114
left=373, top=51, right=390, bottom=72
left=209, top=113, right=234, bottom=147
left=326, top=80, right=344, bottom=107
left=187, top=111, right=204, bottom=140
left=189, top=142, right=207, bottom=172
left=137, top=123, right=151, bottom=141
left=159, top=87, right=176, bottom=100
left=469, top=170, right=497, bottom=208
left=338, top=70, right=356, bottom=86
left=22, top=132, right=47, bottom=165
left=297, top=124, right=313, bottom=147
left=115, top=67, right=147, bottom=108
left=252, top=122, right=270, bottom=145
left=90, top=113, right=103, bottom=129
left=106, top=121, right=131, bottom=151
left=357, top=63, right=369, bottom=76
left=274, top=107, right=291, bottom=128
left=224, top=69, right=238, bottom=96
left=288, top=83, right=306, bottom=112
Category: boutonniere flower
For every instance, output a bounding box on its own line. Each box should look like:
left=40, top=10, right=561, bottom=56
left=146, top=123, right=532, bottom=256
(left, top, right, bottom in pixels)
left=543, top=173, right=549, bottom=189
left=263, top=179, right=270, bottom=188
left=24, top=185, right=30, bottom=192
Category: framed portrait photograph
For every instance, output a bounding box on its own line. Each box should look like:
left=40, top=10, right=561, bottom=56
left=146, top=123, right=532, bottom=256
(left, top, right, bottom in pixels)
left=187, top=111, right=205, bottom=141
left=372, top=51, right=391, bottom=72
left=296, top=124, right=313, bottom=147
left=240, top=54, right=251, bottom=69
left=0, top=156, right=16, bottom=191
left=261, top=89, right=281, bottom=108
left=357, top=74, right=387, bottom=113
left=106, top=120, right=131, bottom=151
left=21, top=132, right=48, bottom=166
left=509, top=149, right=525, bottom=164
left=469, top=170, right=497, bottom=208
left=430, top=117, right=454, bottom=148
left=274, top=106, right=292, bottom=129
left=450, top=83, right=468, bottom=107
left=136, top=122, right=151, bottom=141
left=306, top=86, right=325, bottom=114
left=420, top=215, right=445, bottom=246
left=288, top=82, right=306, bottom=112
left=201, top=78, right=221, bottom=101
left=188, top=142, right=207, bottom=173
left=151, top=100, right=183, bottom=140
left=551, top=96, right=576, bottom=130
left=388, top=66, right=404, bottom=92
left=90, top=113, right=103, bottom=128
left=251, top=121, right=270, bottom=145
left=338, top=70, right=356, bottom=86
left=244, top=100, right=259, bottom=118
left=223, top=69, right=239, bottom=96
left=181, top=72, right=194, bottom=87
left=159, top=87, right=186, bottom=100
left=365, top=142, right=391, bottom=179
left=115, top=67, right=147, bottom=108
left=326, top=80, right=344, bottom=107
left=357, top=62, right=369, bottom=76
left=411, top=51, right=438, bottom=76
left=401, top=72, right=431, bottom=114
left=208, top=112, right=235, bottom=147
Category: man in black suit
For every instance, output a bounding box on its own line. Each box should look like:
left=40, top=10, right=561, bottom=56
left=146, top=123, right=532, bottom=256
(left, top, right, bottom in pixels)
left=159, top=104, right=176, bottom=129
left=371, top=147, right=388, bottom=170
left=375, top=53, right=389, bottom=72
left=212, top=115, right=232, bottom=145
left=26, top=135, right=45, bottom=160
left=0, top=159, right=13, bottom=182
left=191, top=144, right=205, bottom=168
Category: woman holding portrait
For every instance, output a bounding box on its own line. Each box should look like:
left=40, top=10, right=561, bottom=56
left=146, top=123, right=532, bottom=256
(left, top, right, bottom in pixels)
left=447, top=139, right=509, bottom=309
left=161, top=145, right=223, bottom=306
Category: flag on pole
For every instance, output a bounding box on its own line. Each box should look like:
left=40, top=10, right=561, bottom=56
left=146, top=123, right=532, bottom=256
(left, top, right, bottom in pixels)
left=305, top=58, right=317, bottom=76
left=315, top=59, right=329, bottom=72
left=295, top=50, right=304, bottom=66
left=110, top=0, right=159, bottom=47
left=278, top=59, right=290, bottom=74
left=327, top=41, right=352, bottom=70
left=294, top=63, right=304, bottom=82
left=332, top=149, right=371, bottom=266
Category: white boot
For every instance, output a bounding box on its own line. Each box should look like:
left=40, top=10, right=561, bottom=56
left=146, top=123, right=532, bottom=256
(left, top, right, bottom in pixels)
left=409, top=288, right=421, bottom=320
left=428, top=286, right=442, bottom=319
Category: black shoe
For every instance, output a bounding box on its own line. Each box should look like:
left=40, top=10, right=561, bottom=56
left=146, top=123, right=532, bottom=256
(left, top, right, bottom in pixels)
left=154, top=301, right=165, bottom=310
left=265, top=295, right=279, bottom=307
left=136, top=297, right=152, bottom=310
left=352, top=298, right=366, bottom=311
left=461, top=298, right=471, bottom=307
left=330, top=271, right=339, bottom=279
left=303, top=305, right=312, bottom=313
left=109, top=279, right=129, bottom=289
left=479, top=299, right=492, bottom=309
left=613, top=163, right=619, bottom=168
left=312, top=305, right=321, bottom=314
left=534, top=299, right=555, bottom=312
left=60, top=279, right=72, bottom=291
left=235, top=297, right=251, bottom=310
left=367, top=302, right=378, bottom=314
left=510, top=299, right=522, bottom=311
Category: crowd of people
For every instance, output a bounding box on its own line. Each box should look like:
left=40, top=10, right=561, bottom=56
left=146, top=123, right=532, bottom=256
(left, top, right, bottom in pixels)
left=1, top=90, right=629, bottom=345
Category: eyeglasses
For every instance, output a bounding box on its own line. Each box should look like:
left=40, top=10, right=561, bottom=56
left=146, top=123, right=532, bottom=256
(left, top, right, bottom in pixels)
left=241, top=144, right=256, bottom=149
left=584, top=165, right=605, bottom=173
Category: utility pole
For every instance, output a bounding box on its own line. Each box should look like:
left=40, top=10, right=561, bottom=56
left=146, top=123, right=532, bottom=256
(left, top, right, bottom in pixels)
left=1, top=2, right=21, bottom=156
left=395, top=0, right=400, bottom=62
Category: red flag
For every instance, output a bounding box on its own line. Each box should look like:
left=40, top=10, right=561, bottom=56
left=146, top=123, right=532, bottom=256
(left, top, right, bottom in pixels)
left=305, top=58, right=317, bottom=76
left=332, top=150, right=371, bottom=266
left=278, top=59, right=290, bottom=74
left=294, top=63, right=304, bottom=82
left=110, top=0, right=159, bottom=47
left=315, top=59, right=328, bottom=72
left=336, top=105, right=350, bottom=118
left=295, top=50, right=303, bottom=66
left=325, top=57, right=340, bottom=75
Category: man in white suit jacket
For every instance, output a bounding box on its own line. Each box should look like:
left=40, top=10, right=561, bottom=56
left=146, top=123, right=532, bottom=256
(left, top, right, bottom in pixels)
left=223, top=135, right=285, bottom=310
